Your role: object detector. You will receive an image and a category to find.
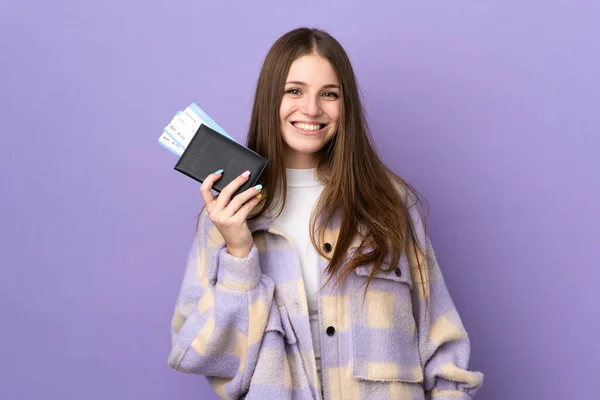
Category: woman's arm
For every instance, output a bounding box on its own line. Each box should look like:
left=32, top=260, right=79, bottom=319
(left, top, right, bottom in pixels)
left=408, top=208, right=484, bottom=399
left=168, top=210, right=275, bottom=398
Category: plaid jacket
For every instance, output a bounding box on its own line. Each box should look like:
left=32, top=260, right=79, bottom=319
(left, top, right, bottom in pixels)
left=168, top=203, right=484, bottom=399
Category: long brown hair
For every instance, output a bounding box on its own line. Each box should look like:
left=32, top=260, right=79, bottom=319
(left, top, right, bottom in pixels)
left=244, top=27, right=430, bottom=297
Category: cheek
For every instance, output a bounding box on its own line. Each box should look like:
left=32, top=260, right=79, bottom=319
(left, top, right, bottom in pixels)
left=326, top=103, right=341, bottom=125
left=325, top=105, right=340, bottom=141
left=279, top=99, right=293, bottom=121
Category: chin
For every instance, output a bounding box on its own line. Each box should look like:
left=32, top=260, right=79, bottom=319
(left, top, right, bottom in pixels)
left=287, top=141, right=326, bottom=154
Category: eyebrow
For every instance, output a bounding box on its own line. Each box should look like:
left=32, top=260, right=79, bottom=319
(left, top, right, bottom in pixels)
left=285, top=81, right=340, bottom=89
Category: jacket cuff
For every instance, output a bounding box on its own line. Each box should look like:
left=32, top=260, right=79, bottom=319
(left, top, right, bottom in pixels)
left=216, top=244, right=261, bottom=290
left=430, top=389, right=473, bottom=400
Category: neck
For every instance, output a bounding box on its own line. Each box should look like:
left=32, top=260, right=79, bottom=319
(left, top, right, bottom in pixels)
left=283, top=147, right=319, bottom=169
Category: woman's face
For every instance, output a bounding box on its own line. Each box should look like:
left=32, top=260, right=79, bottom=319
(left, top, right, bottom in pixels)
left=279, top=54, right=341, bottom=169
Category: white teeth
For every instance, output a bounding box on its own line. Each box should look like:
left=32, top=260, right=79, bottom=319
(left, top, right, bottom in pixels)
left=293, top=122, right=322, bottom=131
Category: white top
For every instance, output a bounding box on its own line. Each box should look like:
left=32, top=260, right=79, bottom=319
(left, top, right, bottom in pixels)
left=271, top=168, right=324, bottom=374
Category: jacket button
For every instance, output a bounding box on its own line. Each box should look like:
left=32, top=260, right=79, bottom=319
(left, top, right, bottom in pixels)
left=323, top=243, right=332, bottom=253
left=326, top=326, right=336, bottom=336
left=395, top=267, right=402, bottom=277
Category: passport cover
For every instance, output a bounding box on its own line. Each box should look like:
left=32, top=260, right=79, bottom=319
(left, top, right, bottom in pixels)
left=174, top=124, right=269, bottom=198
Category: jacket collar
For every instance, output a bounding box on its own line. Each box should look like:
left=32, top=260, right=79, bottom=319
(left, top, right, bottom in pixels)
left=246, top=202, right=332, bottom=236
left=247, top=212, right=277, bottom=234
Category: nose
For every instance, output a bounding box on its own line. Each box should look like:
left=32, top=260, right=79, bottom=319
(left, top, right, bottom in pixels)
left=300, top=94, right=322, bottom=117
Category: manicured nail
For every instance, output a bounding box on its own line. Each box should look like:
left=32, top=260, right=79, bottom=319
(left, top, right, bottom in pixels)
left=256, top=193, right=263, bottom=199
left=241, top=170, right=251, bottom=178
left=254, top=184, right=263, bottom=191
left=214, top=169, right=223, bottom=175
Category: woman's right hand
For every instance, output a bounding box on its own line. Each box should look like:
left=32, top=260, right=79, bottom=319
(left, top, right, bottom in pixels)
left=199, top=170, right=264, bottom=258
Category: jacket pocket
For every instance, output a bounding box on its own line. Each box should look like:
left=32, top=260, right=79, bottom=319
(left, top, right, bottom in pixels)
left=247, top=304, right=315, bottom=400
left=349, top=254, right=424, bottom=383
left=264, top=304, right=297, bottom=344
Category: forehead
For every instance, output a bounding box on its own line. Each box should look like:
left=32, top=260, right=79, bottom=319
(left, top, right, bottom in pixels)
left=286, top=54, right=339, bottom=85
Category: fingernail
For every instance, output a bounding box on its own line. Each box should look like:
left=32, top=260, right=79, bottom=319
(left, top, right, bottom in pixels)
left=214, top=169, right=223, bottom=174
left=256, top=193, right=263, bottom=199
left=241, top=170, right=251, bottom=178
left=254, top=184, right=263, bottom=191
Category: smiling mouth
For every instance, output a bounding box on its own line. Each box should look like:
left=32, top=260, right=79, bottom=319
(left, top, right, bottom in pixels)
left=291, top=122, right=328, bottom=132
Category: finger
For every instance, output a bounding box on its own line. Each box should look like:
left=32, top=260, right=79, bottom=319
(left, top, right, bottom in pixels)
left=214, top=170, right=252, bottom=211
left=223, top=184, right=263, bottom=218
left=232, top=192, right=264, bottom=222
left=199, top=169, right=224, bottom=213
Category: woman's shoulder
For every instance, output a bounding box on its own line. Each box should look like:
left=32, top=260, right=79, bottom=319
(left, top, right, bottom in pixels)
left=385, top=171, right=421, bottom=210
left=385, top=170, right=428, bottom=244
left=193, top=207, right=215, bottom=239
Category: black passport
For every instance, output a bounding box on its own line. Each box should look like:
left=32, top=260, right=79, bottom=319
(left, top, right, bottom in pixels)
left=174, top=124, right=269, bottom=198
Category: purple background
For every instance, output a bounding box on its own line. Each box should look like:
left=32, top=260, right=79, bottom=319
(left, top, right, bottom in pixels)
left=1, top=1, right=598, bottom=399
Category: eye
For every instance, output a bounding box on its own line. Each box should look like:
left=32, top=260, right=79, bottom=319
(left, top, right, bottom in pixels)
left=322, top=91, right=339, bottom=99
left=286, top=88, right=301, bottom=95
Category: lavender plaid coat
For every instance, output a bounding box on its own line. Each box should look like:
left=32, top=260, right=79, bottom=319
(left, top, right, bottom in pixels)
left=168, top=203, right=483, bottom=399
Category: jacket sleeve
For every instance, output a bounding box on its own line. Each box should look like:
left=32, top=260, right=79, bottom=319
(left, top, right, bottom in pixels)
left=167, top=210, right=275, bottom=399
left=407, top=207, right=484, bottom=400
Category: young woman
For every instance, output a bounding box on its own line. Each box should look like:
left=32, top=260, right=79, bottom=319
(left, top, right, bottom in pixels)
left=168, top=27, right=483, bottom=400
